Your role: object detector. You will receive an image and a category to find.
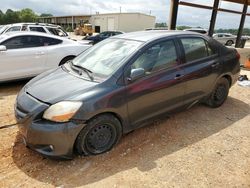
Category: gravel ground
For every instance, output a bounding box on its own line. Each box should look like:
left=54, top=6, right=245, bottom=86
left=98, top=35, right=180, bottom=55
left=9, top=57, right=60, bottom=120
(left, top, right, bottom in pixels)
left=0, top=70, right=249, bottom=188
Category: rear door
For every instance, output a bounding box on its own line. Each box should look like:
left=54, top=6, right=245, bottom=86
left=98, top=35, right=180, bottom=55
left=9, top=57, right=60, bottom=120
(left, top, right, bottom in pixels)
left=0, top=35, right=47, bottom=81
left=41, top=36, right=63, bottom=70
left=125, top=39, right=186, bottom=127
left=178, top=37, right=221, bottom=105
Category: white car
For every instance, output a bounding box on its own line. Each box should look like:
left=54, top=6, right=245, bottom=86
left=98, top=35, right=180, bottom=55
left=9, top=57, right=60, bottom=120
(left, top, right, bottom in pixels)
left=213, top=33, right=236, bottom=46
left=0, top=32, right=91, bottom=82
left=184, top=28, right=208, bottom=35
left=0, top=23, right=69, bottom=38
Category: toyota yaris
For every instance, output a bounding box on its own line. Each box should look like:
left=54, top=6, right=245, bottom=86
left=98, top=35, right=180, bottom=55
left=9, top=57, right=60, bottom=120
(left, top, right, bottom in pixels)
left=15, top=30, right=240, bottom=159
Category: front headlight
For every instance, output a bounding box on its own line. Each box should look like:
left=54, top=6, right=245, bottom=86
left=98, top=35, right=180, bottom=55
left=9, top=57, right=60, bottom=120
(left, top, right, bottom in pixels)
left=43, top=101, right=82, bottom=122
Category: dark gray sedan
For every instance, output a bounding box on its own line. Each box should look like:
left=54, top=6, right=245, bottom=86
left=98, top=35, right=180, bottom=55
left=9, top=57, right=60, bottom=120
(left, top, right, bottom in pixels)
left=15, top=30, right=240, bottom=159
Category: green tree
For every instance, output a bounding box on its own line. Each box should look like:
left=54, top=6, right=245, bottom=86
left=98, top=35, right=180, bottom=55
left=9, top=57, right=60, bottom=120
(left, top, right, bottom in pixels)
left=155, top=22, right=167, bottom=28
left=3, top=9, right=21, bottom=24
left=40, top=13, right=53, bottom=17
left=176, top=25, right=191, bottom=30
left=0, top=10, right=4, bottom=24
left=19, top=8, right=37, bottom=22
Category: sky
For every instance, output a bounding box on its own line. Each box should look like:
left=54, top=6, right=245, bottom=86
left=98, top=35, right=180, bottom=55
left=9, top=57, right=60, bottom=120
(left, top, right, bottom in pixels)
left=0, top=0, right=249, bottom=29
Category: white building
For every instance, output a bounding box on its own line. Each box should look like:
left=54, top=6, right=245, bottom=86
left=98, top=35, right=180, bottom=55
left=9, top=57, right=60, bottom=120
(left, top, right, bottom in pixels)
left=90, top=13, right=156, bottom=32
left=39, top=12, right=156, bottom=33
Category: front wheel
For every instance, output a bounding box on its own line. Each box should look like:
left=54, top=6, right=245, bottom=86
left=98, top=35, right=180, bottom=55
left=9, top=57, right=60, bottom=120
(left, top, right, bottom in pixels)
left=205, top=77, right=229, bottom=108
left=75, top=114, right=122, bottom=156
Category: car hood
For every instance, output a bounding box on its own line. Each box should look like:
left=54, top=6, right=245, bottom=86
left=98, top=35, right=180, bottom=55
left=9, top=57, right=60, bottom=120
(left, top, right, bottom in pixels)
left=25, top=67, right=98, bottom=104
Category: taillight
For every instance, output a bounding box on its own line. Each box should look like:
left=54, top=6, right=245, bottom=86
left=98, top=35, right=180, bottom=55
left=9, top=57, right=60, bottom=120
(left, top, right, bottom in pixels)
left=236, top=51, right=241, bottom=60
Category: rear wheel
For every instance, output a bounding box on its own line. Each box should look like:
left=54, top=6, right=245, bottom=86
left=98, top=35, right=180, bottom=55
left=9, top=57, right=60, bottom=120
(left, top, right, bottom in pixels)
left=226, top=40, right=234, bottom=46
left=76, top=114, right=122, bottom=156
left=206, top=77, right=229, bottom=108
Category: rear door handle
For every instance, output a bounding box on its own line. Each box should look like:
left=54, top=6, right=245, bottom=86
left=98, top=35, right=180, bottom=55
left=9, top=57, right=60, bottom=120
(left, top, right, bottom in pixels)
left=35, top=52, right=45, bottom=55
left=211, top=62, right=220, bottom=68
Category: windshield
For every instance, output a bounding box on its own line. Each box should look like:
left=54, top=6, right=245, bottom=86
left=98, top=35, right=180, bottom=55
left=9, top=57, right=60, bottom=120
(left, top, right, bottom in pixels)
left=72, top=38, right=143, bottom=79
left=0, top=26, right=7, bottom=34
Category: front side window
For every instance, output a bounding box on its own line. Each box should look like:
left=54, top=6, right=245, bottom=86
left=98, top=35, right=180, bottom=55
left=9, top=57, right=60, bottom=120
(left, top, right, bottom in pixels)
left=181, top=38, right=212, bottom=62
left=6, top=26, right=21, bottom=33
left=131, top=40, right=178, bottom=74
left=72, top=38, right=143, bottom=78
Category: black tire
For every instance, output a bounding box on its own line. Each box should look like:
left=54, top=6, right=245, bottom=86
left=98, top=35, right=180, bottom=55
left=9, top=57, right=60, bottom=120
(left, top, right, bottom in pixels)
left=206, top=77, right=229, bottom=108
left=226, top=40, right=234, bottom=46
left=75, top=114, right=122, bottom=156
left=59, top=56, right=75, bottom=66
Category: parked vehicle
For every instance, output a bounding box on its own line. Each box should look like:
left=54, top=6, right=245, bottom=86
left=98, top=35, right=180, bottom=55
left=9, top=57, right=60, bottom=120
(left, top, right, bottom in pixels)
left=184, top=28, right=208, bottom=35
left=213, top=33, right=237, bottom=46
left=74, top=20, right=94, bottom=36
left=84, top=31, right=124, bottom=44
left=0, top=32, right=91, bottom=82
left=15, top=30, right=240, bottom=159
left=0, top=23, right=69, bottom=37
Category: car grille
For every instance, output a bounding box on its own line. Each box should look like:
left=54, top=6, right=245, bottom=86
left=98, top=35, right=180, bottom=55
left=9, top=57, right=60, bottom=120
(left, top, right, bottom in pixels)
left=15, top=91, right=49, bottom=122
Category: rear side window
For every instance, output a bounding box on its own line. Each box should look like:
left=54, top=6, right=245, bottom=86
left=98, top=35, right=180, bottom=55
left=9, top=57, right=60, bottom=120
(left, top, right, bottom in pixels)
left=181, top=38, right=214, bottom=62
left=29, top=27, right=46, bottom=33
left=46, top=27, right=67, bottom=37
left=41, top=37, right=62, bottom=46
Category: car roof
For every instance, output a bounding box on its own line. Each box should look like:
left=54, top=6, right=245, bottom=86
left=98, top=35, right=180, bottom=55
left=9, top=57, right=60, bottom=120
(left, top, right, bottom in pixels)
left=184, top=28, right=207, bottom=31
left=114, top=30, right=205, bottom=42
left=4, top=23, right=60, bottom=28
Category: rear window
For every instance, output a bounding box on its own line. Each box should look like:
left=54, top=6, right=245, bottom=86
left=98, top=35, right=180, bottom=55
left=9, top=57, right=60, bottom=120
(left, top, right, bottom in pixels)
left=46, top=27, right=68, bottom=37
left=181, top=38, right=214, bottom=62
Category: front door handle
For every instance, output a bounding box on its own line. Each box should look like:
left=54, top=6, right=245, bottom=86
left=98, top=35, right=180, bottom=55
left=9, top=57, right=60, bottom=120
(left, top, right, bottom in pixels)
left=174, top=74, right=184, bottom=80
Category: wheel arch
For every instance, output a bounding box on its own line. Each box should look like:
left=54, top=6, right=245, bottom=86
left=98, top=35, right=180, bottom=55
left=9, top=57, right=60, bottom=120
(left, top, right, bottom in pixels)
left=222, top=74, right=232, bottom=87
left=59, top=55, right=76, bottom=66
left=85, top=111, right=124, bottom=134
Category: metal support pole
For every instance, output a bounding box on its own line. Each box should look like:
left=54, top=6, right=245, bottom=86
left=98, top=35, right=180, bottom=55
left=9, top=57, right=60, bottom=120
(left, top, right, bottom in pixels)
left=208, top=0, right=220, bottom=37
left=168, top=0, right=179, bottom=30
left=235, top=1, right=248, bottom=48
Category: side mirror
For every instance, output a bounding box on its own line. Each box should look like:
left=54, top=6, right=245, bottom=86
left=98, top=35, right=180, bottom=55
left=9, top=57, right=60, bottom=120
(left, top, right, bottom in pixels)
left=128, top=68, right=145, bottom=81
left=0, top=45, right=7, bottom=52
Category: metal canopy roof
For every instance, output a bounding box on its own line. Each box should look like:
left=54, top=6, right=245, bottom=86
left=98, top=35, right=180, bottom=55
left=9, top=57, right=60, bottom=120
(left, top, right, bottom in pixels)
left=223, top=0, right=250, bottom=5
left=169, top=0, right=249, bottom=48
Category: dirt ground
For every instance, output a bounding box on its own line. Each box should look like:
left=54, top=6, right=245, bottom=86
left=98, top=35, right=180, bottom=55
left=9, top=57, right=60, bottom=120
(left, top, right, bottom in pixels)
left=0, top=70, right=249, bottom=188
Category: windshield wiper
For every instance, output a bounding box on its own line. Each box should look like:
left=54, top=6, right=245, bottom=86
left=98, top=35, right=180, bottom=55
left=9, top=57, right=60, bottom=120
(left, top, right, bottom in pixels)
left=69, top=61, right=94, bottom=81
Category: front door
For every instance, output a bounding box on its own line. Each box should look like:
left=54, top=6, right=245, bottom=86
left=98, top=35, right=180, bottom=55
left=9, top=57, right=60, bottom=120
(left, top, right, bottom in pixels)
left=0, top=35, right=47, bottom=81
left=125, top=39, right=186, bottom=127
